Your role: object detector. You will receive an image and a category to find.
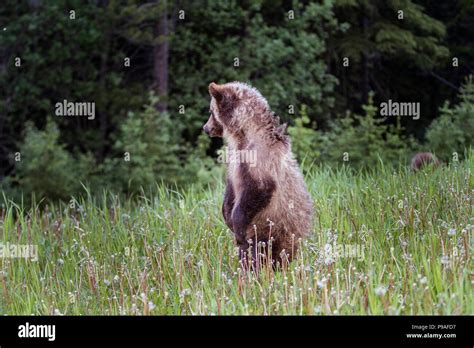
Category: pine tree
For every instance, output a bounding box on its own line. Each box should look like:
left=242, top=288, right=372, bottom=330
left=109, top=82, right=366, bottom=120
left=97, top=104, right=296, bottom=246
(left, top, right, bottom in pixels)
left=331, top=0, right=449, bottom=118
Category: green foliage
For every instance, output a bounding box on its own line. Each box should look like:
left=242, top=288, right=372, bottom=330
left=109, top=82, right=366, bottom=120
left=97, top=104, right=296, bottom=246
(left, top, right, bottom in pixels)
left=7, top=119, right=93, bottom=202
left=287, top=105, right=323, bottom=164
left=169, top=0, right=341, bottom=133
left=331, top=0, right=451, bottom=128
left=182, top=133, right=223, bottom=188
left=333, top=0, right=449, bottom=69
left=425, top=76, right=474, bottom=161
left=289, top=93, right=416, bottom=170
left=322, top=93, right=416, bottom=169
left=103, top=93, right=183, bottom=192
left=0, top=0, right=144, bottom=172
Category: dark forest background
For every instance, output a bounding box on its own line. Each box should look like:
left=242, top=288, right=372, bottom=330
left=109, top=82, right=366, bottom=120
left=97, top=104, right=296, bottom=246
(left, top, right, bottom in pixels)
left=0, top=0, right=473, bottom=202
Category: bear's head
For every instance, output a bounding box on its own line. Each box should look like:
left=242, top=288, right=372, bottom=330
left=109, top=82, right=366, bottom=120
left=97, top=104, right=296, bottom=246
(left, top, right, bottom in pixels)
left=203, top=82, right=270, bottom=139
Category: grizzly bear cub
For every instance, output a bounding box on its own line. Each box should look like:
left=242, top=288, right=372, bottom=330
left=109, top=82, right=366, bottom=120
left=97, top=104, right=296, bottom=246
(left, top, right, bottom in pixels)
left=203, top=81, right=314, bottom=269
left=410, top=152, right=441, bottom=171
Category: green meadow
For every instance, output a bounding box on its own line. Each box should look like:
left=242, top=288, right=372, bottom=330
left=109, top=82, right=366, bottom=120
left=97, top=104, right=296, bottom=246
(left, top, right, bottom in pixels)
left=0, top=157, right=472, bottom=315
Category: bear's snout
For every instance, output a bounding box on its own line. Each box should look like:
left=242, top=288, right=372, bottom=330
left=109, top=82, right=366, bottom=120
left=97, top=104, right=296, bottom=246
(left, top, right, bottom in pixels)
left=203, top=116, right=223, bottom=138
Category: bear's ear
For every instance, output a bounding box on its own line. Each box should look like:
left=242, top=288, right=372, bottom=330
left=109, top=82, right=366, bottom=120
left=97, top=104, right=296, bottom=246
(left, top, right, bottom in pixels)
left=209, top=82, right=226, bottom=103
left=209, top=82, right=237, bottom=119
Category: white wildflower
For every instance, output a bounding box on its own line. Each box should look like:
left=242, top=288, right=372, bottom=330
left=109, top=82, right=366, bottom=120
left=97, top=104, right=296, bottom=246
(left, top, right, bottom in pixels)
left=148, top=301, right=156, bottom=311
left=131, top=303, right=138, bottom=315
left=440, top=255, right=450, bottom=265
left=375, top=286, right=387, bottom=296
left=317, top=277, right=327, bottom=289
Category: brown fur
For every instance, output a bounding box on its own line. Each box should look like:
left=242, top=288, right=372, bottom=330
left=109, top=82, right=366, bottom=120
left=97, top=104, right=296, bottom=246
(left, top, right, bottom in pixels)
left=203, top=81, right=314, bottom=269
left=410, top=152, right=440, bottom=171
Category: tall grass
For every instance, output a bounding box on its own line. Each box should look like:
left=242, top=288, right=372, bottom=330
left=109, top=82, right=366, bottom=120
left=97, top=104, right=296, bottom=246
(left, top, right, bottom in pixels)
left=0, top=156, right=472, bottom=315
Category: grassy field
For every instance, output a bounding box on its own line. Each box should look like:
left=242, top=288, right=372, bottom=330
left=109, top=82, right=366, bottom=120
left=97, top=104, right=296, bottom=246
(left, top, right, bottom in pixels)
left=0, top=157, right=472, bottom=315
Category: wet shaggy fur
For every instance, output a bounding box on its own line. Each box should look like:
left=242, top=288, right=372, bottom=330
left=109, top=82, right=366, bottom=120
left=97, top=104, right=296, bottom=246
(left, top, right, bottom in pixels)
left=203, top=81, right=314, bottom=269
left=410, top=152, right=441, bottom=171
